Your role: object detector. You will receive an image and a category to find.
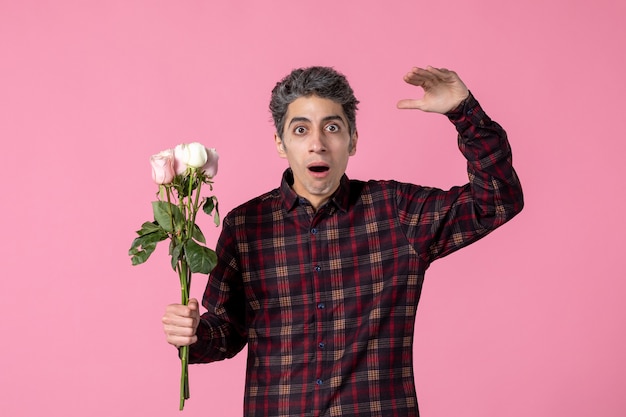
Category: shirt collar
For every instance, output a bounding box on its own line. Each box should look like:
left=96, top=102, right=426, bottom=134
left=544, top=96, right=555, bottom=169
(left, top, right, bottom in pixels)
left=280, top=169, right=351, bottom=213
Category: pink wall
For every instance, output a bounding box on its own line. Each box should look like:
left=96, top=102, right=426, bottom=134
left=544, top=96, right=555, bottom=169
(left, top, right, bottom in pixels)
left=2, top=1, right=625, bottom=416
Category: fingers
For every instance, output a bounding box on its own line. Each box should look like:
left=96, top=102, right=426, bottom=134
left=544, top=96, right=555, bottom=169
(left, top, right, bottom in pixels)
left=402, top=67, right=432, bottom=88
left=402, top=66, right=454, bottom=88
left=426, top=66, right=456, bottom=79
left=162, top=298, right=201, bottom=347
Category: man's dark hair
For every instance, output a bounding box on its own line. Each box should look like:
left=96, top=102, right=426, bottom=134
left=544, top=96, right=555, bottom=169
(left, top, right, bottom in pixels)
left=270, top=66, right=359, bottom=139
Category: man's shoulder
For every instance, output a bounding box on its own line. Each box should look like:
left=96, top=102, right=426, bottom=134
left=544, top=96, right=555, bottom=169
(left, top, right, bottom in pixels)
left=348, top=178, right=436, bottom=206
left=340, top=177, right=420, bottom=210
left=349, top=178, right=407, bottom=195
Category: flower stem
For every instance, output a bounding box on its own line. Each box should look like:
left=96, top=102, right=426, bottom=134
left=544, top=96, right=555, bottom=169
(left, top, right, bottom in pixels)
left=178, top=259, right=190, bottom=409
left=187, top=170, right=198, bottom=238
left=179, top=345, right=189, bottom=409
left=179, top=261, right=189, bottom=304
left=165, top=187, right=176, bottom=238
left=191, top=176, right=203, bottom=224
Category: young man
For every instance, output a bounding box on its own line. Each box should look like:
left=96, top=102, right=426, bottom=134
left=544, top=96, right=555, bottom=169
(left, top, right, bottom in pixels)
left=162, top=66, right=524, bottom=416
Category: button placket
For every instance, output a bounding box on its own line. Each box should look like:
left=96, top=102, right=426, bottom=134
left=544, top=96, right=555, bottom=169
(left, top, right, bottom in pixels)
left=309, top=219, right=329, bottom=395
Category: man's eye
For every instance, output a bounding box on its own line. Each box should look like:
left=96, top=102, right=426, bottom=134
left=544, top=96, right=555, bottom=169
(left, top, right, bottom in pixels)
left=325, top=124, right=339, bottom=132
left=294, top=126, right=306, bottom=134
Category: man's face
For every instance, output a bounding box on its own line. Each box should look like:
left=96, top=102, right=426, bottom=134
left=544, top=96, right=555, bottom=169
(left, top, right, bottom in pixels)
left=275, top=95, right=358, bottom=210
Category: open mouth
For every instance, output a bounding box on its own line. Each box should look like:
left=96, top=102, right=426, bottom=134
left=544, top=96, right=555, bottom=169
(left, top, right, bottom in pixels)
left=308, top=166, right=329, bottom=173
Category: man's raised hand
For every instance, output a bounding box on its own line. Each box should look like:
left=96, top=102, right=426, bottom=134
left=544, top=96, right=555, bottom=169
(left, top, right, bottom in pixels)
left=397, top=66, right=470, bottom=114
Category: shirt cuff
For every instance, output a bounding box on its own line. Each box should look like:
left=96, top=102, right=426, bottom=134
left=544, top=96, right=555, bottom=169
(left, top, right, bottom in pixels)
left=445, top=91, right=492, bottom=132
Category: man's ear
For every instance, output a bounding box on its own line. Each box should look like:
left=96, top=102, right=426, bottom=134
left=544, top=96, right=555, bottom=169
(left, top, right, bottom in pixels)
left=275, top=133, right=287, bottom=158
left=349, top=130, right=358, bottom=156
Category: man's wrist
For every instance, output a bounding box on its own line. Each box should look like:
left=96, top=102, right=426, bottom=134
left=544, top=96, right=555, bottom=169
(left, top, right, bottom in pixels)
left=445, top=91, right=474, bottom=117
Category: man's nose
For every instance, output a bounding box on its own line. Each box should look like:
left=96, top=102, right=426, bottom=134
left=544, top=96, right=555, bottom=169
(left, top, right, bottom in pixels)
left=309, top=130, right=327, bottom=153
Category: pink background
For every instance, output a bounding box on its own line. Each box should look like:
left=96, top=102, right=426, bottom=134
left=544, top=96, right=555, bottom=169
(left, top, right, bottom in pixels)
left=2, top=1, right=625, bottom=416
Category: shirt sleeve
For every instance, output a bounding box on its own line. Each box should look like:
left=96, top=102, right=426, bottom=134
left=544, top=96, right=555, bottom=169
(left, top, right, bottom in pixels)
left=396, top=92, right=524, bottom=265
left=188, top=216, right=248, bottom=363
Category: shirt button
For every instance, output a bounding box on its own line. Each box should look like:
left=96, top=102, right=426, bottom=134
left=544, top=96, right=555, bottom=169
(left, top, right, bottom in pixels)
left=316, top=379, right=323, bottom=385
left=311, top=228, right=318, bottom=235
left=314, top=265, right=321, bottom=272
left=318, top=342, right=325, bottom=349
left=317, top=302, right=325, bottom=309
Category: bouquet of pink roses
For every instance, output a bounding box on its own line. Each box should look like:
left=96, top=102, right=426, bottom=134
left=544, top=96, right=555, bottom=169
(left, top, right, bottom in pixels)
left=128, top=142, right=220, bottom=410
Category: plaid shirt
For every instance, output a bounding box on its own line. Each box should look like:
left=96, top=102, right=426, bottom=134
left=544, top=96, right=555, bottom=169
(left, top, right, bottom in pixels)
left=190, top=93, right=524, bottom=416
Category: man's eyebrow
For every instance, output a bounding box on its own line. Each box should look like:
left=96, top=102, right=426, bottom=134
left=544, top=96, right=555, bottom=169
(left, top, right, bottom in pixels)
left=288, top=117, right=310, bottom=127
left=322, top=115, right=347, bottom=124
left=287, top=115, right=346, bottom=127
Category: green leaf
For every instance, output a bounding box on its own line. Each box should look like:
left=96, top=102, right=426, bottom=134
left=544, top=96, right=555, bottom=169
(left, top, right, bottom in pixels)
left=212, top=204, right=220, bottom=227
left=192, top=223, right=206, bottom=244
left=129, top=229, right=168, bottom=252
left=130, top=242, right=157, bottom=265
left=128, top=229, right=167, bottom=265
left=202, top=196, right=215, bottom=215
left=152, top=201, right=184, bottom=233
left=137, top=221, right=162, bottom=236
left=203, top=196, right=220, bottom=227
left=184, top=239, right=217, bottom=274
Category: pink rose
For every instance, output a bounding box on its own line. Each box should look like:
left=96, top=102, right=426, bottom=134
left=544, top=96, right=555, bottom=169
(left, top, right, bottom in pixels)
left=173, top=144, right=188, bottom=175
left=150, top=149, right=175, bottom=184
left=202, top=148, right=219, bottom=178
